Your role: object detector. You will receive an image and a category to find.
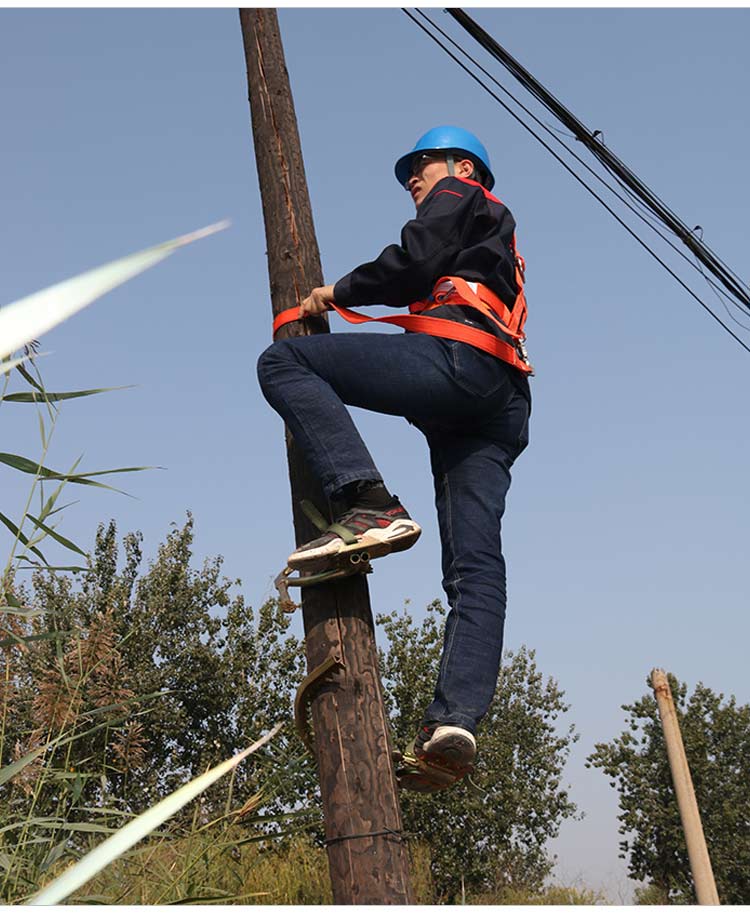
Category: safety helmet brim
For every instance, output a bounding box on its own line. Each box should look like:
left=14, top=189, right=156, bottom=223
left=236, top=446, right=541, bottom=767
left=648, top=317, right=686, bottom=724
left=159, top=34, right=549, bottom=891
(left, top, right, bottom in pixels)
left=394, top=126, right=495, bottom=191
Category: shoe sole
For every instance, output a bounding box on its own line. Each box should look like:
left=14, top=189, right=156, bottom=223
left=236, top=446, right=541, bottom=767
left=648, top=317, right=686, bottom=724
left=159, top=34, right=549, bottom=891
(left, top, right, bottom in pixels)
left=396, top=765, right=459, bottom=793
left=288, top=520, right=421, bottom=571
left=419, top=732, right=476, bottom=772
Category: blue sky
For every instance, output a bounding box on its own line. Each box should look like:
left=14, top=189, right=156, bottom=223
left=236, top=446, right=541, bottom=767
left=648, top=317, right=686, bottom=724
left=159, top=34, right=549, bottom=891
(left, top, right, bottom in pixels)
left=2, top=7, right=748, bottom=899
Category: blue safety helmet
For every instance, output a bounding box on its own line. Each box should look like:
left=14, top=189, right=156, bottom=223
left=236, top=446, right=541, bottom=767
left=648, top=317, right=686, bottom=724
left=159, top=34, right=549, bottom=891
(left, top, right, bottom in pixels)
left=394, top=125, right=495, bottom=191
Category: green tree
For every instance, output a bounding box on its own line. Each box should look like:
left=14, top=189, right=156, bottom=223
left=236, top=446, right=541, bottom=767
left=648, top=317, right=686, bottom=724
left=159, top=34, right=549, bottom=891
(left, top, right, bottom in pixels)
left=587, top=673, right=750, bottom=904
left=4, top=521, right=580, bottom=901
left=377, top=601, right=578, bottom=902
left=5, top=514, right=316, bottom=827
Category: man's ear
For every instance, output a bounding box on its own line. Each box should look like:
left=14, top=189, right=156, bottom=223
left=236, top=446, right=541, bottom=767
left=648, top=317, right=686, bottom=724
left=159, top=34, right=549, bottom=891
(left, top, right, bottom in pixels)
left=455, top=158, right=476, bottom=179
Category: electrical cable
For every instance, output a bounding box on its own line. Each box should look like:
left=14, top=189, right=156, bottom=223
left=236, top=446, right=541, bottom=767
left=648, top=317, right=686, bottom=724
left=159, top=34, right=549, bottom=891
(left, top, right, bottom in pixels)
left=412, top=9, right=734, bottom=304
left=401, top=8, right=750, bottom=355
left=444, top=8, right=750, bottom=312
left=402, top=8, right=750, bottom=353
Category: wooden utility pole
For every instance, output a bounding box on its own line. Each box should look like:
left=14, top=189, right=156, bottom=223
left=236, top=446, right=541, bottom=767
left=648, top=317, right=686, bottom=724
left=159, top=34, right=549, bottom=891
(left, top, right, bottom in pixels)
left=650, top=669, right=720, bottom=905
left=239, top=9, right=412, bottom=905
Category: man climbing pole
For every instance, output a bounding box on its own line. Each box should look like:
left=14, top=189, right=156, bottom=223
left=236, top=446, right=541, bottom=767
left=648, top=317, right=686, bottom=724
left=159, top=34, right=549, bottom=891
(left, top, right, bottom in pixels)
left=257, top=126, right=533, bottom=792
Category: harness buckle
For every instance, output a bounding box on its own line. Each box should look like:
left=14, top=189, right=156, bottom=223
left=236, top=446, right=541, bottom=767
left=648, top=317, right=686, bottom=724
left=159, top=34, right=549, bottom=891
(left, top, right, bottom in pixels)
left=516, top=337, right=532, bottom=371
left=433, top=279, right=455, bottom=304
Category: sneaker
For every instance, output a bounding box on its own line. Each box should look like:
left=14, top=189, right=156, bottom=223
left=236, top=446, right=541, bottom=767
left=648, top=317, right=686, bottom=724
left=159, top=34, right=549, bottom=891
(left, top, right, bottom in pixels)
left=414, top=724, right=477, bottom=772
left=287, top=498, right=421, bottom=570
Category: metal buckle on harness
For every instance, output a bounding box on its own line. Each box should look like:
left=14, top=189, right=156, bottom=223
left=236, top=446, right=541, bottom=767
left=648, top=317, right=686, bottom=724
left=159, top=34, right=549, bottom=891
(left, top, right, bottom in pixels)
left=433, top=279, right=456, bottom=304
left=516, top=337, right=533, bottom=372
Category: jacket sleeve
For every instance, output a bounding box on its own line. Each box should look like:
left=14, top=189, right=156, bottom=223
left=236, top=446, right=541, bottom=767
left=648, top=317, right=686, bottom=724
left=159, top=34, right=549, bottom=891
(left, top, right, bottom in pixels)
left=332, top=178, right=484, bottom=308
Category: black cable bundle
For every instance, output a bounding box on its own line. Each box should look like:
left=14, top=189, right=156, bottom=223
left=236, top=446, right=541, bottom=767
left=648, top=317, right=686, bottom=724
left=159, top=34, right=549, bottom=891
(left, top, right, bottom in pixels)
left=402, top=7, right=750, bottom=354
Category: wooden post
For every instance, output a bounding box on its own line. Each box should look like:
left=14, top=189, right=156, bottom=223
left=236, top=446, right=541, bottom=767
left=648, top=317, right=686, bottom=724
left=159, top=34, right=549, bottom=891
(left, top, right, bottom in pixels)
left=650, top=669, right=720, bottom=905
left=239, top=9, right=412, bottom=905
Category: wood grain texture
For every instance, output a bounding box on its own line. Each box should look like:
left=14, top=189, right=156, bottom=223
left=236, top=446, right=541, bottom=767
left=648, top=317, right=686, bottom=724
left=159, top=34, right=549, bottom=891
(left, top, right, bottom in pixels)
left=240, top=9, right=412, bottom=903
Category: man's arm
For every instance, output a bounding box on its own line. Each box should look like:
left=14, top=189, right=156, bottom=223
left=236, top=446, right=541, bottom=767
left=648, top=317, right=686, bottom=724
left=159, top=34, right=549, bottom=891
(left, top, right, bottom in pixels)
left=332, top=178, right=485, bottom=309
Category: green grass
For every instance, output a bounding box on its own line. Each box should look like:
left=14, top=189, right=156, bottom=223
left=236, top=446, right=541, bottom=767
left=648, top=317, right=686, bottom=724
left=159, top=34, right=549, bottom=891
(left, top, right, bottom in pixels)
left=71, top=832, right=607, bottom=905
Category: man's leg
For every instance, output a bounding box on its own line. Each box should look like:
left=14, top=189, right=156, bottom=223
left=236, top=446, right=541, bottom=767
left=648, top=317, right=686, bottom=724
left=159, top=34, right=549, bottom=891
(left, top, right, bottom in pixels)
left=420, top=386, right=530, bottom=737
left=258, top=331, right=488, bottom=566
left=257, top=331, right=495, bottom=500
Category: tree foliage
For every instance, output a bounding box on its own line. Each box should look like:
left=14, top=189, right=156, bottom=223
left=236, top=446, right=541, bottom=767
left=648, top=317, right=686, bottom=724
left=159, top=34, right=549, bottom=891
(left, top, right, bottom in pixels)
left=378, top=601, right=578, bottom=902
left=3, top=519, right=579, bottom=901
left=587, top=673, right=750, bottom=904
left=3, top=514, right=316, bottom=834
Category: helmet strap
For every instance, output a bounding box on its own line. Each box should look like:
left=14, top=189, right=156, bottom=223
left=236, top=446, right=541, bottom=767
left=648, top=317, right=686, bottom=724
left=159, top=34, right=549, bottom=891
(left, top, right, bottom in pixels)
left=446, top=153, right=455, bottom=177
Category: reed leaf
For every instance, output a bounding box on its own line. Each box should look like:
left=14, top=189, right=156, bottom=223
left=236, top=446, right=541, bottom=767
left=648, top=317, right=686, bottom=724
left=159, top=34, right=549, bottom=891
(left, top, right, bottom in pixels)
left=0, top=221, right=229, bottom=360
left=24, top=513, right=87, bottom=557
left=16, top=565, right=88, bottom=573
left=167, top=891, right=271, bottom=905
left=28, top=723, right=282, bottom=906
left=0, top=453, right=153, bottom=492
left=38, top=842, right=67, bottom=876
left=0, top=353, right=42, bottom=377
left=0, top=630, right=71, bottom=650
left=82, top=689, right=172, bottom=719
left=40, top=500, right=78, bottom=521
left=0, top=820, right=115, bottom=837
left=0, top=713, right=137, bottom=788
left=3, top=386, right=133, bottom=404
left=0, top=606, right=38, bottom=617
left=14, top=362, right=45, bottom=393
left=0, top=511, right=48, bottom=563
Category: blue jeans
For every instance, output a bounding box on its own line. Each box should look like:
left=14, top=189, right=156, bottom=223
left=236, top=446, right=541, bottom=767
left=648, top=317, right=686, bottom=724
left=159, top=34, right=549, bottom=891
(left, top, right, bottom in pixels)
left=257, top=330, right=530, bottom=734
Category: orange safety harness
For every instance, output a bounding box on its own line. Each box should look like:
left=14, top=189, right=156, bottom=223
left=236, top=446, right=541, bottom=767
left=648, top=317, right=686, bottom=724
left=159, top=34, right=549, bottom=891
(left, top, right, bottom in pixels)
left=273, top=270, right=533, bottom=376
left=272, top=191, right=533, bottom=376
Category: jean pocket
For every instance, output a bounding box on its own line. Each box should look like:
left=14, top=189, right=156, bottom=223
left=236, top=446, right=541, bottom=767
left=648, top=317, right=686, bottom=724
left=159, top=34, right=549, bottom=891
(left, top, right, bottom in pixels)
left=447, top=340, right=511, bottom=399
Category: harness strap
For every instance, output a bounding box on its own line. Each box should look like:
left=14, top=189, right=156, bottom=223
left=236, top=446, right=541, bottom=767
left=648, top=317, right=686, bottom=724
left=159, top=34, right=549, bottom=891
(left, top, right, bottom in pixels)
left=273, top=301, right=532, bottom=375
left=410, top=276, right=527, bottom=340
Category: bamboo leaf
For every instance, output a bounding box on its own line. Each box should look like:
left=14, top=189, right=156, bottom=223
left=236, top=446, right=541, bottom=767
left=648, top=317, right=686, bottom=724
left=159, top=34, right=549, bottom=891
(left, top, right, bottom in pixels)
left=0, top=221, right=229, bottom=360
left=3, top=385, right=134, bottom=404
left=28, top=723, right=282, bottom=906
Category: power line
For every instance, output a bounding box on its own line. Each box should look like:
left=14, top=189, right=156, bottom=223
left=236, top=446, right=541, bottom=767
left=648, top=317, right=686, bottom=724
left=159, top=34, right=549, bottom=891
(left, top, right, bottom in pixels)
left=401, top=8, right=750, bottom=356
left=412, top=10, right=734, bottom=304
left=444, top=9, right=750, bottom=314
left=416, top=9, right=750, bottom=337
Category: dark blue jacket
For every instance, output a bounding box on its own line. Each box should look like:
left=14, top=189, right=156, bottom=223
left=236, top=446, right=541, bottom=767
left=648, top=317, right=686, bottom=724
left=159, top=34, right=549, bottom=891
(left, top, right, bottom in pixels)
left=332, top=175, right=530, bottom=400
